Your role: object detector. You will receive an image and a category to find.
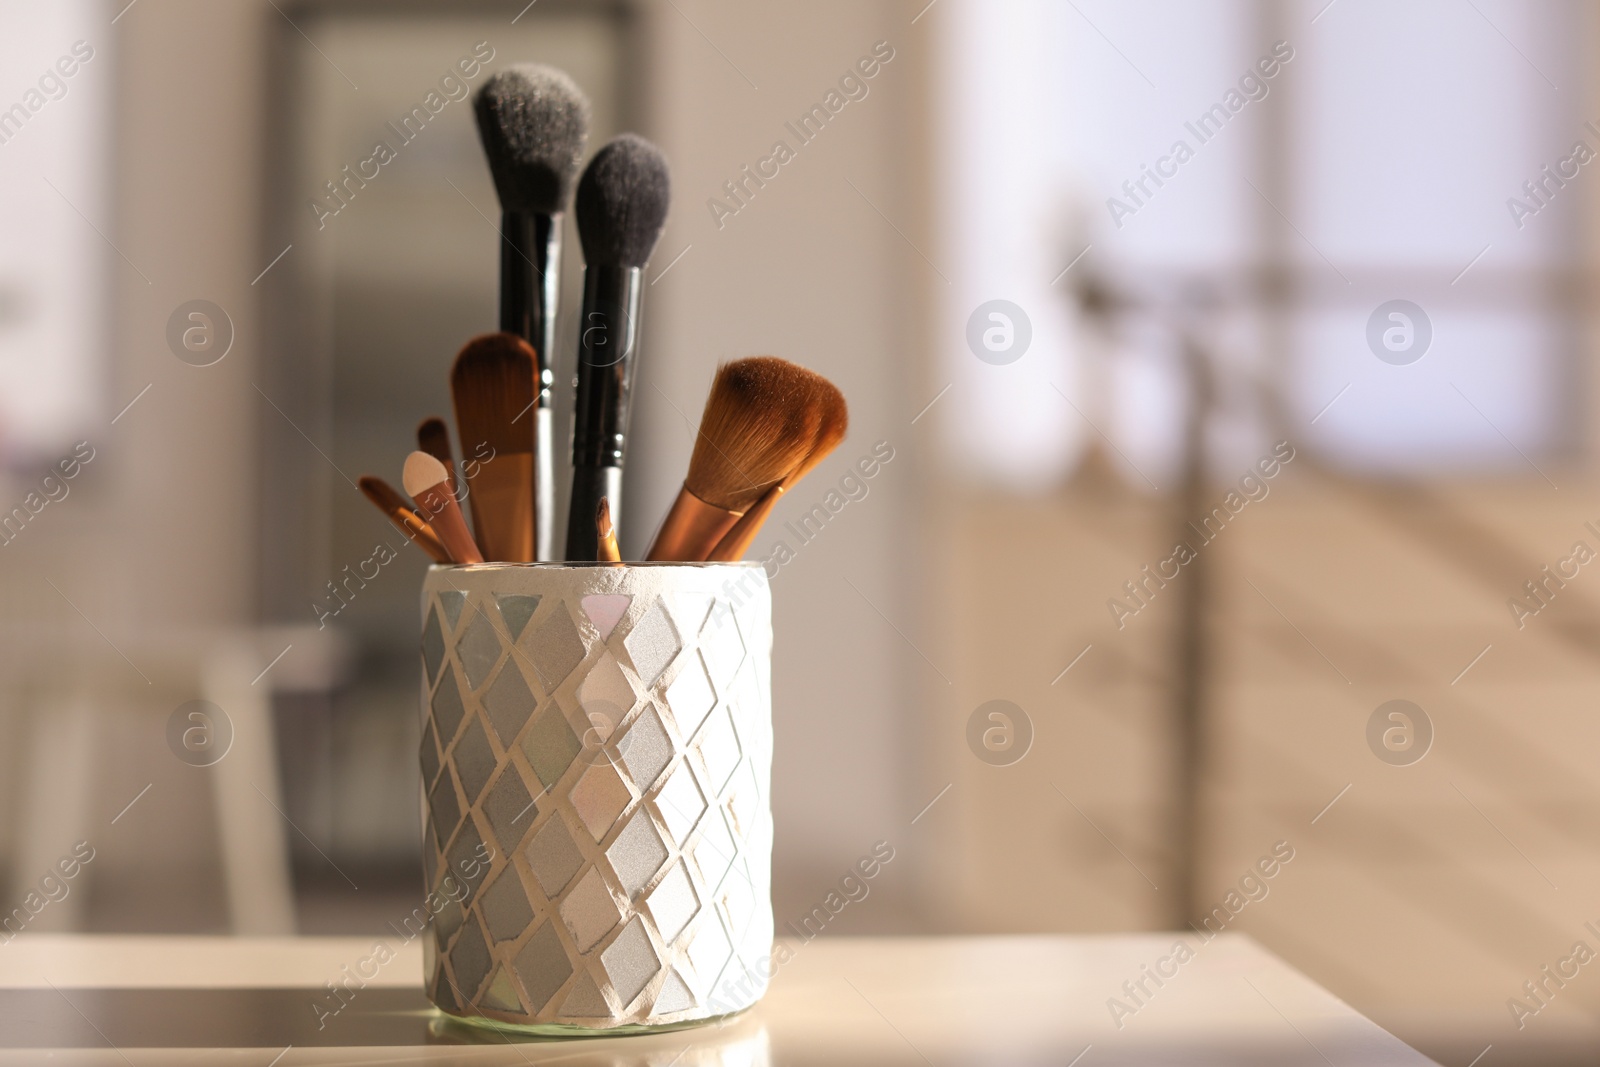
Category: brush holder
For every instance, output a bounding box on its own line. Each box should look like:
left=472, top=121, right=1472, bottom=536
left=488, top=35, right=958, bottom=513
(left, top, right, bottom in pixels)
left=417, top=562, right=774, bottom=1034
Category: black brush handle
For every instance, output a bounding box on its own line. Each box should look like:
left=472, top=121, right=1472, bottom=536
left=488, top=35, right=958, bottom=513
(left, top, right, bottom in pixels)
left=500, top=210, right=561, bottom=560
left=565, top=265, right=642, bottom=560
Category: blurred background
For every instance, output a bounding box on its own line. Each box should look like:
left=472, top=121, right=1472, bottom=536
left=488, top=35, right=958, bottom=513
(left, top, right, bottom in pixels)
left=0, top=0, right=1596, bottom=1061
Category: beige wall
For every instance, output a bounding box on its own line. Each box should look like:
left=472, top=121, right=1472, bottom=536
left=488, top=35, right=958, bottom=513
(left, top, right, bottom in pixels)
left=1, top=0, right=938, bottom=937
left=0, top=0, right=271, bottom=931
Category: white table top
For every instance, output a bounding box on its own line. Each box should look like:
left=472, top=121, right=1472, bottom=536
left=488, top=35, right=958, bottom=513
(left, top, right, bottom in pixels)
left=0, top=933, right=1436, bottom=1064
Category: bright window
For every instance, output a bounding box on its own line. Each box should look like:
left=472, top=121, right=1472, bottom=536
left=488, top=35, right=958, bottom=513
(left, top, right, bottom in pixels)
left=938, top=0, right=1582, bottom=486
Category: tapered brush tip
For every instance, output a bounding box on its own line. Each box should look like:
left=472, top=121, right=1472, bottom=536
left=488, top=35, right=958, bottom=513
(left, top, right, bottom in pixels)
left=575, top=133, right=671, bottom=268
left=473, top=64, right=591, bottom=214
left=403, top=451, right=452, bottom=498
left=687, top=357, right=831, bottom=513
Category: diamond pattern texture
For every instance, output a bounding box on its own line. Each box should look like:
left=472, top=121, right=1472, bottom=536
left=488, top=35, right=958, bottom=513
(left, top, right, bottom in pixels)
left=452, top=715, right=496, bottom=804
left=421, top=608, right=446, bottom=684
left=521, top=705, right=580, bottom=790
left=496, top=594, right=541, bottom=641
left=419, top=569, right=772, bottom=1031
left=483, top=663, right=538, bottom=748
left=607, top=811, right=668, bottom=897
left=624, top=598, right=680, bottom=688
left=457, top=610, right=504, bottom=691
left=438, top=590, right=467, bottom=632
left=618, top=708, right=673, bottom=793
left=581, top=593, right=631, bottom=639
left=480, top=868, right=534, bottom=943
left=514, top=920, right=573, bottom=1013
left=577, top=651, right=636, bottom=728
left=525, top=604, right=586, bottom=691
left=602, top=917, right=661, bottom=1009
left=431, top=665, right=467, bottom=746
left=482, top=767, right=536, bottom=853
left=665, top=654, right=716, bottom=739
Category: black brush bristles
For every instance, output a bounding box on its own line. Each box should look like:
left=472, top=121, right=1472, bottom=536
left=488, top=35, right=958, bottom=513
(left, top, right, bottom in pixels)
left=575, top=133, right=672, bottom=268
left=473, top=64, right=591, bottom=214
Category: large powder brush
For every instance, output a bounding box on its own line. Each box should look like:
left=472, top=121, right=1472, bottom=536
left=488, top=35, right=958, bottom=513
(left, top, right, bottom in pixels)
left=473, top=64, right=591, bottom=560
left=646, top=357, right=833, bottom=562
left=706, top=375, right=847, bottom=561
left=565, top=133, right=672, bottom=560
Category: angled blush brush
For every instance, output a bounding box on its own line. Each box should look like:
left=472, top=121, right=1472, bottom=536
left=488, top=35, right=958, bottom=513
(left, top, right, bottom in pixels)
left=416, top=416, right=458, bottom=496
left=706, top=374, right=847, bottom=561
left=358, top=475, right=450, bottom=564
left=646, top=357, right=827, bottom=562
left=403, top=452, right=484, bottom=565
left=473, top=65, right=591, bottom=561
left=451, top=332, right=536, bottom=562
left=564, top=133, right=671, bottom=560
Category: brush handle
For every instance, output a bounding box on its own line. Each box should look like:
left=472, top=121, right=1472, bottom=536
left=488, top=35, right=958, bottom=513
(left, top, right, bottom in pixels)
left=596, top=499, right=622, bottom=564
left=393, top=509, right=451, bottom=564
left=414, top=481, right=484, bottom=565
left=565, top=465, right=622, bottom=560
left=536, top=407, right=554, bottom=563
left=500, top=211, right=561, bottom=561
left=646, top=487, right=740, bottom=562
left=359, top=481, right=451, bottom=564
left=566, top=265, right=643, bottom=560
left=570, top=266, right=643, bottom=465
left=706, top=483, right=783, bottom=562
left=466, top=454, right=534, bottom=562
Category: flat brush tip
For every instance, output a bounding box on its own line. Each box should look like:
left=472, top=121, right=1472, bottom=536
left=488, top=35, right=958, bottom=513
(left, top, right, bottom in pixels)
left=451, top=331, right=537, bottom=374
left=402, top=451, right=450, bottom=497
left=451, top=333, right=537, bottom=453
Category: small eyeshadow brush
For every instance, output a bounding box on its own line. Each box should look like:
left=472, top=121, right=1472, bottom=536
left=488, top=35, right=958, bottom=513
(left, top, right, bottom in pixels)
left=416, top=416, right=458, bottom=496
left=403, top=451, right=484, bottom=565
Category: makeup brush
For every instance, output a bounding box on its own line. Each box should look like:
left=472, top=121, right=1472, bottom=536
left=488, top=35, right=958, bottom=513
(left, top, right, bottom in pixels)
left=646, top=357, right=827, bottom=562
left=403, top=451, right=484, bottom=565
left=474, top=65, right=591, bottom=562
left=416, top=416, right=458, bottom=496
left=564, top=133, right=671, bottom=561
left=451, top=332, right=536, bottom=562
left=706, top=375, right=848, bottom=561
left=358, top=475, right=451, bottom=564
left=596, top=498, right=622, bottom=564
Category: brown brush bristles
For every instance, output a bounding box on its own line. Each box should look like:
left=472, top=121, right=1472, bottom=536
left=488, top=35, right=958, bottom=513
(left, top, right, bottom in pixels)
left=793, top=378, right=847, bottom=482
left=417, top=416, right=457, bottom=492
left=702, top=374, right=847, bottom=562
left=450, top=333, right=536, bottom=455
left=685, top=357, right=827, bottom=513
